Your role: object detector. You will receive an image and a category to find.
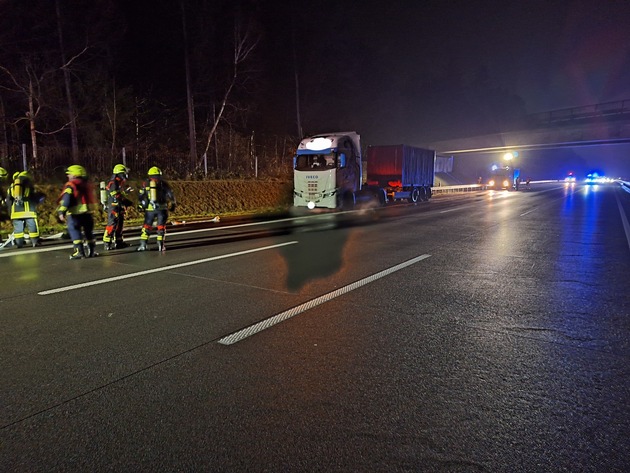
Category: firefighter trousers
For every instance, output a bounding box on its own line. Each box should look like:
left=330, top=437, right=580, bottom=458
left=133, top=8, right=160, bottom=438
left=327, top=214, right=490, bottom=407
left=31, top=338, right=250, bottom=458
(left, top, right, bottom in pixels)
left=140, top=210, right=168, bottom=242
left=103, top=206, right=126, bottom=243
left=12, top=217, right=40, bottom=247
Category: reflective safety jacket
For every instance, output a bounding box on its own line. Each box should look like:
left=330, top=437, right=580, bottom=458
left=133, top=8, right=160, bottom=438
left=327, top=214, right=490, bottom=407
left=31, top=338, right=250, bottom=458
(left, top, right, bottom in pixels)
left=7, top=175, right=40, bottom=219
left=57, top=178, right=97, bottom=215
left=105, top=174, right=132, bottom=208
left=137, top=177, right=176, bottom=211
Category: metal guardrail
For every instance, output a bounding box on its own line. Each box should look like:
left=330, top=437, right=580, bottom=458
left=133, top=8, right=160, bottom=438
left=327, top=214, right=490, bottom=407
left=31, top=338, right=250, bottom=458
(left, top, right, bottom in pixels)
left=431, top=180, right=630, bottom=194
left=425, top=179, right=630, bottom=196
left=430, top=180, right=547, bottom=193
left=432, top=184, right=484, bottom=194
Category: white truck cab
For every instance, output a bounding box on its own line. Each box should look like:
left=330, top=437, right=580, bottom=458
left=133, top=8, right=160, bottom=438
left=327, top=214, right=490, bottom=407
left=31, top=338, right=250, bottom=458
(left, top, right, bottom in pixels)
left=293, top=132, right=362, bottom=210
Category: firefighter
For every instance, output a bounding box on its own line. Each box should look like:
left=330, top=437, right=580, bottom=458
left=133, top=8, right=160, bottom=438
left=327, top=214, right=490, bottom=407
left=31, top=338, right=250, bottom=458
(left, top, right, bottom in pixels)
left=6, top=170, right=43, bottom=248
left=136, top=166, right=176, bottom=252
left=102, top=163, right=133, bottom=250
left=0, top=167, right=8, bottom=244
left=0, top=166, right=7, bottom=195
left=57, top=165, right=98, bottom=259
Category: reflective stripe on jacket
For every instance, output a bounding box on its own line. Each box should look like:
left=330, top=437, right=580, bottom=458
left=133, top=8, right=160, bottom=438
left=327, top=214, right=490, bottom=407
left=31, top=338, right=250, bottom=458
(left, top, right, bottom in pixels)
left=106, top=175, right=129, bottom=207
left=57, top=178, right=95, bottom=215
left=8, top=178, right=38, bottom=219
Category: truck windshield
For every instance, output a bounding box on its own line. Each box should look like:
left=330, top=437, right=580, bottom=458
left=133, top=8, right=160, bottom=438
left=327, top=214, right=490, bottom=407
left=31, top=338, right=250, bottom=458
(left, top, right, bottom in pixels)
left=295, top=153, right=336, bottom=170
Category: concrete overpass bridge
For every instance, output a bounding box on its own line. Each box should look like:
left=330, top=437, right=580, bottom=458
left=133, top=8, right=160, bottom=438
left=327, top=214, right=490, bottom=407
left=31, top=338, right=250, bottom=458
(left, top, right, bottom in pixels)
left=429, top=99, right=630, bottom=183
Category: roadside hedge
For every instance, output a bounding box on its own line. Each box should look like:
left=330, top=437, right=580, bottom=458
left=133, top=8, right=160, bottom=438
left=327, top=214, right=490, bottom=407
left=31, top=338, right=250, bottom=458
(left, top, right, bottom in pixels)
left=1, top=179, right=294, bottom=236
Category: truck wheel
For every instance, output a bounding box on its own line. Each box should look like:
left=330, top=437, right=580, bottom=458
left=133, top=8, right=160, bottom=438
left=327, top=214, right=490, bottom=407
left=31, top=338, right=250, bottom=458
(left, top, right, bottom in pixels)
left=409, top=187, right=420, bottom=203
left=376, top=188, right=387, bottom=206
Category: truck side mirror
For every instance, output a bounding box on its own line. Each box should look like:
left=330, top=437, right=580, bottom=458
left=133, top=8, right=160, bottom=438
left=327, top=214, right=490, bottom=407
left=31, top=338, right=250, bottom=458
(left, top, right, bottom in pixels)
left=293, top=156, right=297, bottom=169
left=339, top=153, right=346, bottom=167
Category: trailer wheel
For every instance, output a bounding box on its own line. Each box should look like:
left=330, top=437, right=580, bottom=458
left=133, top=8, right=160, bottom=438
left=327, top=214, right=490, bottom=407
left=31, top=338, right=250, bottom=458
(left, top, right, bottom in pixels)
left=409, top=187, right=420, bottom=203
left=417, top=187, right=427, bottom=201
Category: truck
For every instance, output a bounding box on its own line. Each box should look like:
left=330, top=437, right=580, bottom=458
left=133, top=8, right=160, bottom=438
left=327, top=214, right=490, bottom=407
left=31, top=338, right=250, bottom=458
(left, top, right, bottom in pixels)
left=487, top=165, right=520, bottom=190
left=292, top=131, right=435, bottom=211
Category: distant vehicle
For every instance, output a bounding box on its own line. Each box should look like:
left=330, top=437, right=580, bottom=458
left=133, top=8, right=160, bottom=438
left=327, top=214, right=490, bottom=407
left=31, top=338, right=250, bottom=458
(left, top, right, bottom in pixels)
left=585, top=172, right=612, bottom=184
left=564, top=172, right=576, bottom=182
left=487, top=166, right=514, bottom=190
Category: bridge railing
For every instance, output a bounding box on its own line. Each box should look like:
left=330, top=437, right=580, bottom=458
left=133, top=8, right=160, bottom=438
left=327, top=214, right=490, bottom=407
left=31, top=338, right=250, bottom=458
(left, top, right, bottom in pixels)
left=530, top=99, right=630, bottom=125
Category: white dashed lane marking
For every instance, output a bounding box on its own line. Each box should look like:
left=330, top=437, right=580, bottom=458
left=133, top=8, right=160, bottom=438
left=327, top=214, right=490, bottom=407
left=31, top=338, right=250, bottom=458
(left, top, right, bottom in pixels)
left=217, top=254, right=432, bottom=345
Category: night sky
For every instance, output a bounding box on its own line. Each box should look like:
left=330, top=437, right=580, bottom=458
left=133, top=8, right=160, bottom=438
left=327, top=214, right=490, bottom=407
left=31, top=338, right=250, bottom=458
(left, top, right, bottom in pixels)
left=117, top=0, right=630, bottom=134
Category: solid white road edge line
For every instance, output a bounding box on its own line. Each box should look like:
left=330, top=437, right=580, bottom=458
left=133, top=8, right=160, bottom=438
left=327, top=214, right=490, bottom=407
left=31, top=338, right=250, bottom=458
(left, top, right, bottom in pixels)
left=38, top=241, right=297, bottom=295
left=217, top=254, right=432, bottom=346
left=0, top=213, right=330, bottom=258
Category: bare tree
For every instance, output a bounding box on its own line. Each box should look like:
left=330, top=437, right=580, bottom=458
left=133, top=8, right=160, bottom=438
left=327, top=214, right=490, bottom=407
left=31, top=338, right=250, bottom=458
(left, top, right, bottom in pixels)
left=0, top=48, right=86, bottom=164
left=0, top=93, right=9, bottom=165
left=55, top=0, right=79, bottom=162
left=103, top=77, right=122, bottom=157
left=0, top=1, right=126, bottom=168
left=132, top=96, right=157, bottom=160
left=290, top=11, right=302, bottom=138
left=180, top=0, right=198, bottom=166
left=201, top=19, right=259, bottom=159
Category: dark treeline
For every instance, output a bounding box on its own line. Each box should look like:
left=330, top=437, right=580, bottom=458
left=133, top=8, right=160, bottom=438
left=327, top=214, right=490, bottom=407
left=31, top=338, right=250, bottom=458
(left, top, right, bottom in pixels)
left=0, top=0, right=297, bottom=180
left=0, top=0, right=530, bottom=181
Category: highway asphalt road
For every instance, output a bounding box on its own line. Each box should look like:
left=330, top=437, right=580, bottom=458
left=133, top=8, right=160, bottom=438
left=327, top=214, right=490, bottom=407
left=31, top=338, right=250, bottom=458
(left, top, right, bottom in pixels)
left=2, top=182, right=630, bottom=472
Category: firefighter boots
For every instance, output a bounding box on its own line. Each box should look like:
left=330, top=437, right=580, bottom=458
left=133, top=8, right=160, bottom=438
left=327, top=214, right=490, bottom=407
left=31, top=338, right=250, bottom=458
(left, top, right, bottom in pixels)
left=136, top=240, right=148, bottom=251
left=69, top=245, right=85, bottom=260
left=87, top=242, right=98, bottom=258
